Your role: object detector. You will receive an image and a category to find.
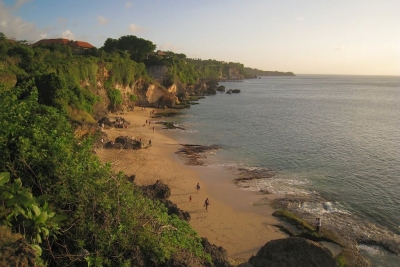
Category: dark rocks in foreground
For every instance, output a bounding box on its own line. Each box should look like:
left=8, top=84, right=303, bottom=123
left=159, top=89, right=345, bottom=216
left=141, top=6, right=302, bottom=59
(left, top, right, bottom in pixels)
left=140, top=180, right=190, bottom=222
left=100, top=135, right=151, bottom=150
left=242, top=237, right=336, bottom=267
left=115, top=136, right=142, bottom=149
left=141, top=179, right=171, bottom=199
left=201, top=238, right=232, bottom=267
left=98, top=116, right=130, bottom=128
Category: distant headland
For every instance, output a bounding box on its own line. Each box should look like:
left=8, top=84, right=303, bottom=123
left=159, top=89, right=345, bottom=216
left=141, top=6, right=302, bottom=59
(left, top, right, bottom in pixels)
left=244, top=67, right=295, bottom=77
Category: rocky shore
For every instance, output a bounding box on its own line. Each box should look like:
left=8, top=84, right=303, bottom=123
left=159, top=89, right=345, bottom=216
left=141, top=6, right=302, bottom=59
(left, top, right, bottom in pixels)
left=94, top=107, right=399, bottom=266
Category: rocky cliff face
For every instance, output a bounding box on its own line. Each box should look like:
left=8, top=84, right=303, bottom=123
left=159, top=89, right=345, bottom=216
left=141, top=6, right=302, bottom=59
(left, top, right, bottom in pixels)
left=91, top=63, right=178, bottom=113
left=147, top=65, right=168, bottom=85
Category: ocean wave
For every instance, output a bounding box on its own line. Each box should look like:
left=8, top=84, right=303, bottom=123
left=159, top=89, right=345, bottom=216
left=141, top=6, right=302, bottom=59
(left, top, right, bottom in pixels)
left=358, top=244, right=387, bottom=256
left=295, top=201, right=351, bottom=215
left=178, top=114, right=193, bottom=118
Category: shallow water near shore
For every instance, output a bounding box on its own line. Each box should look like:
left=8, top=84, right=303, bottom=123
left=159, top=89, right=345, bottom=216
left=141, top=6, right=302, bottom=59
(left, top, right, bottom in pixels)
left=164, top=74, right=400, bottom=266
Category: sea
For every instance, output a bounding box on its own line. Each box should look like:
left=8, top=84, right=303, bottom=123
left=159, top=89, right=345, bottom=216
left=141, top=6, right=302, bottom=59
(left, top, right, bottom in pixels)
left=164, top=75, right=400, bottom=266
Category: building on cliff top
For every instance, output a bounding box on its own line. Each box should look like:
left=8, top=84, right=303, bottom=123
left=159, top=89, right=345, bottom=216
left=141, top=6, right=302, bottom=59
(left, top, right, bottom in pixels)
left=33, top=38, right=95, bottom=52
left=156, top=50, right=167, bottom=57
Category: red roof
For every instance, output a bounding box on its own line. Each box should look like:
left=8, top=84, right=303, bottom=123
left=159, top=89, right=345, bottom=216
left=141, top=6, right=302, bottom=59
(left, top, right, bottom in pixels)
left=33, top=38, right=70, bottom=46
left=156, top=50, right=167, bottom=56
left=70, top=41, right=95, bottom=49
left=32, top=38, right=95, bottom=49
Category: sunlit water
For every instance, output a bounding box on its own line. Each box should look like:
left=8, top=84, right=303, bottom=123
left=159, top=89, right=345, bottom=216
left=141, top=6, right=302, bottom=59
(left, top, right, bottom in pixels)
left=165, top=75, right=400, bottom=266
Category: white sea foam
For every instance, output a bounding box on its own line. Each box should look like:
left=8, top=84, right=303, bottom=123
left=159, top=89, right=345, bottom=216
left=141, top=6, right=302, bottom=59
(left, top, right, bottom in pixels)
left=297, top=201, right=350, bottom=215
left=358, top=244, right=387, bottom=256
left=237, top=177, right=310, bottom=196
left=178, top=114, right=193, bottom=118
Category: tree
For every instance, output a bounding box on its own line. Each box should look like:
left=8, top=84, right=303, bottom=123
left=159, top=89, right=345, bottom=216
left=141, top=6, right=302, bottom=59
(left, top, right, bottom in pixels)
left=34, top=73, right=67, bottom=106
left=117, top=35, right=156, bottom=62
left=102, top=38, right=118, bottom=53
left=0, top=32, right=5, bottom=40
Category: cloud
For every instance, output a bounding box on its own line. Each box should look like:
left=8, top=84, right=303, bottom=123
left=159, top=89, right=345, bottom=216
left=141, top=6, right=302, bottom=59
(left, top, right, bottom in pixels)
left=295, top=17, right=305, bottom=21
left=62, top=30, right=75, bottom=39
left=97, top=16, right=109, bottom=26
left=57, top=18, right=67, bottom=24
left=125, top=2, right=132, bottom=8
left=129, top=23, right=143, bottom=33
left=14, top=0, right=30, bottom=9
left=0, top=1, right=42, bottom=41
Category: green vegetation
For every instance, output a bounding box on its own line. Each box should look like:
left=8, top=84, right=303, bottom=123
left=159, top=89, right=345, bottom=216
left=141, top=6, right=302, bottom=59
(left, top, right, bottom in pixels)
left=272, top=209, right=314, bottom=233
left=0, top=31, right=295, bottom=265
left=148, top=53, right=251, bottom=86
left=336, top=255, right=346, bottom=267
left=0, top=82, right=210, bottom=266
left=0, top=35, right=154, bottom=123
left=244, top=67, right=295, bottom=77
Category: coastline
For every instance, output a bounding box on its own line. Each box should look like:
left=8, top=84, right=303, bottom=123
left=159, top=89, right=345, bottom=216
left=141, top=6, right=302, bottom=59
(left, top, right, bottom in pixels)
left=95, top=108, right=287, bottom=261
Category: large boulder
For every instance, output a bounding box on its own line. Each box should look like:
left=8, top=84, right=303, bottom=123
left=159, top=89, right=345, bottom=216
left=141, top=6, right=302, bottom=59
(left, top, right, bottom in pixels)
left=217, top=85, right=226, bottom=92
left=141, top=180, right=171, bottom=200
left=207, top=86, right=217, bottom=95
left=98, top=117, right=113, bottom=127
left=115, top=136, right=142, bottom=149
left=201, top=238, right=232, bottom=267
left=248, top=237, right=335, bottom=267
left=140, top=181, right=191, bottom=221
left=163, top=199, right=191, bottom=221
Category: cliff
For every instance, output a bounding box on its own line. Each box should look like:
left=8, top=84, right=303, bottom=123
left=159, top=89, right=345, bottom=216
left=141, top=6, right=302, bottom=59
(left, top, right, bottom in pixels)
left=244, top=67, right=295, bottom=77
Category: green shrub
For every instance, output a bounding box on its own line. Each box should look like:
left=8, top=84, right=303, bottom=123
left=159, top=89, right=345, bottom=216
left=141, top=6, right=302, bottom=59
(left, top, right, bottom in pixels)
left=0, top=78, right=210, bottom=266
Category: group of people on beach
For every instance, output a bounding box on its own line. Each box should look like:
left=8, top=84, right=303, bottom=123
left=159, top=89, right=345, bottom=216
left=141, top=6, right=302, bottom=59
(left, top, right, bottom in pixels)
left=190, top=183, right=211, bottom=211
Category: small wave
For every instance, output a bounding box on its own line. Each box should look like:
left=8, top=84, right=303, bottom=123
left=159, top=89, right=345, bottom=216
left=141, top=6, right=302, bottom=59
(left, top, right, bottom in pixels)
left=358, top=244, right=387, bottom=256
left=297, top=201, right=351, bottom=215
left=236, top=177, right=311, bottom=195
left=167, top=128, right=183, bottom=132
left=178, top=114, right=193, bottom=118
left=206, top=162, right=239, bottom=168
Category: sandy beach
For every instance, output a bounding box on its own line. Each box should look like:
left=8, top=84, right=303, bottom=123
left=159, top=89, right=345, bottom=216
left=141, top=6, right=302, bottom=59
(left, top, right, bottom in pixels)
left=95, top=108, right=287, bottom=262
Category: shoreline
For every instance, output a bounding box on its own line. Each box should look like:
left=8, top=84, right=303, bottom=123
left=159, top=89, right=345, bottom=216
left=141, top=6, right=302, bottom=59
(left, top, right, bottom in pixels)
left=95, top=106, right=400, bottom=266
left=95, top=108, right=287, bottom=261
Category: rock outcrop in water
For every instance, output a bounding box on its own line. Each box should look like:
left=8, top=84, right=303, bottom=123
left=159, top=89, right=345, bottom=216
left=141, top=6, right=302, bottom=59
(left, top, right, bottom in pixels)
left=176, top=144, right=221, bottom=165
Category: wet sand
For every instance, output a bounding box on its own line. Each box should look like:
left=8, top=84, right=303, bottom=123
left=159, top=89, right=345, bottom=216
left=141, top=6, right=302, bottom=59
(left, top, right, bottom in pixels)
left=95, top=108, right=287, bottom=261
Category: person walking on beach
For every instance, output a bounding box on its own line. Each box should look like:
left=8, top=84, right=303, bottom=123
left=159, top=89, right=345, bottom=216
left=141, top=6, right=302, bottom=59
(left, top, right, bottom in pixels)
left=204, top=198, right=210, bottom=211
left=196, top=183, right=201, bottom=193
left=315, top=218, right=321, bottom=232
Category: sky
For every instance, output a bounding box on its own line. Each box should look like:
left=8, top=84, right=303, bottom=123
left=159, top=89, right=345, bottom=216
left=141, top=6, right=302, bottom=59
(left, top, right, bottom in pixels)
left=1, top=0, right=399, bottom=75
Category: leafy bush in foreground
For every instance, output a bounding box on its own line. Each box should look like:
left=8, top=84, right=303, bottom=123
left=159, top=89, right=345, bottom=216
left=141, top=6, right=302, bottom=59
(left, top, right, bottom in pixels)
left=0, top=82, right=209, bottom=266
